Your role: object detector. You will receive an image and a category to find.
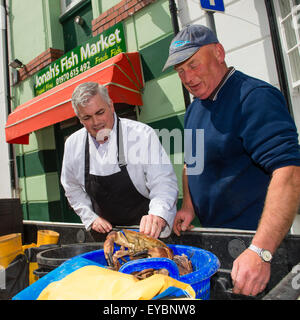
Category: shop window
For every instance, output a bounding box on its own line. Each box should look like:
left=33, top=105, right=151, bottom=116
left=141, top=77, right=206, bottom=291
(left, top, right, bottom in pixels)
left=60, top=0, right=84, bottom=14
left=277, top=0, right=300, bottom=88
left=60, top=0, right=92, bottom=52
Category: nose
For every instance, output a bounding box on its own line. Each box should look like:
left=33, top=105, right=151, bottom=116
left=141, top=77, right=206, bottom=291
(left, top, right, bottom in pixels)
left=181, top=69, right=194, bottom=85
left=91, top=114, right=102, bottom=127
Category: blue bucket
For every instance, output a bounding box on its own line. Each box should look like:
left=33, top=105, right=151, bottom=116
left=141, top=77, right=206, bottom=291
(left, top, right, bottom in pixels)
left=81, top=244, right=220, bottom=300
left=13, top=244, right=219, bottom=300
left=168, top=244, right=220, bottom=300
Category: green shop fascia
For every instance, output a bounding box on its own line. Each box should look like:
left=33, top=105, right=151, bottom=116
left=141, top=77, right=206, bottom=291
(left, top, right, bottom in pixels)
left=34, top=22, right=127, bottom=97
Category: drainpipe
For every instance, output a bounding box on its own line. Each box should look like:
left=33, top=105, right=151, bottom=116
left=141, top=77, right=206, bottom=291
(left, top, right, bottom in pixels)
left=168, top=0, right=191, bottom=109
left=0, top=0, right=17, bottom=197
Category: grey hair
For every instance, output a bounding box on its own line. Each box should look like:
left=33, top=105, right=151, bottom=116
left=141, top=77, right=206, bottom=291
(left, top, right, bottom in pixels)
left=71, top=82, right=112, bottom=116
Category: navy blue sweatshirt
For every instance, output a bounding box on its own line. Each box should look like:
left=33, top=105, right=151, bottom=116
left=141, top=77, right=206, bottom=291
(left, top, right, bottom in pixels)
left=184, top=70, right=300, bottom=230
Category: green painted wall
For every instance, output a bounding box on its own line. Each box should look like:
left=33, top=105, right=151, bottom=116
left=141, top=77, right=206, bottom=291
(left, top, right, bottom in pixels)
left=11, top=76, right=36, bottom=108
left=10, top=1, right=69, bottom=221
left=99, top=0, right=120, bottom=13
left=140, top=73, right=185, bottom=123
left=16, top=127, right=60, bottom=221
left=8, top=0, right=63, bottom=64
left=44, top=0, right=65, bottom=50
left=91, top=0, right=101, bottom=18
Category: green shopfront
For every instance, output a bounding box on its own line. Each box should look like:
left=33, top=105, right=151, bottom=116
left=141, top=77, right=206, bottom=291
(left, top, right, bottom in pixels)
left=7, top=0, right=188, bottom=225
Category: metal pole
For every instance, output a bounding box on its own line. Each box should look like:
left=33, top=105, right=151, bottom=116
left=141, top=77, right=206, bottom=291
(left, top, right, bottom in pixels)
left=205, top=11, right=217, bottom=35
left=169, top=0, right=180, bottom=34
left=168, top=0, right=191, bottom=109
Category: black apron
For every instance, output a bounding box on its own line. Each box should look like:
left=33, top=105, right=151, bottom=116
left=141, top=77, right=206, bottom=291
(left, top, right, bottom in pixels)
left=84, top=117, right=150, bottom=232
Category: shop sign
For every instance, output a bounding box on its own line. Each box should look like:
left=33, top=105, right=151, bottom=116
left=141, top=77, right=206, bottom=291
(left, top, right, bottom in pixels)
left=34, top=22, right=126, bottom=96
left=200, top=0, right=225, bottom=12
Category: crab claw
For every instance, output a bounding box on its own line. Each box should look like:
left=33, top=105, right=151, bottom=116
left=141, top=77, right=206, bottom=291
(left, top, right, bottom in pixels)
left=106, top=252, right=114, bottom=268
left=103, top=231, right=118, bottom=266
left=131, top=250, right=149, bottom=259
left=103, top=230, right=131, bottom=268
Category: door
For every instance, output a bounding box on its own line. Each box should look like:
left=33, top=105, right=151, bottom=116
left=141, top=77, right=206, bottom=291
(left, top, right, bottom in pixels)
left=55, top=118, right=83, bottom=223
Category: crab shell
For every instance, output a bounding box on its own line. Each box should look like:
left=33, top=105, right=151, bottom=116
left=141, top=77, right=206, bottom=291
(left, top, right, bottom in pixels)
left=120, top=229, right=169, bottom=252
left=103, top=229, right=173, bottom=267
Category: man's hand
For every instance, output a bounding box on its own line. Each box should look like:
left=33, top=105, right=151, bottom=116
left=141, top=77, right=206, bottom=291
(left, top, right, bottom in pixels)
left=173, top=208, right=195, bottom=236
left=230, top=166, right=300, bottom=296
left=91, top=216, right=112, bottom=233
left=139, top=214, right=166, bottom=238
left=231, top=249, right=271, bottom=296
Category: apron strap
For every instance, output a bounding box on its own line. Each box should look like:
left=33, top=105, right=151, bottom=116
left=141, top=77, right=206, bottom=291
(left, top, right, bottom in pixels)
left=116, top=116, right=126, bottom=167
left=84, top=132, right=90, bottom=188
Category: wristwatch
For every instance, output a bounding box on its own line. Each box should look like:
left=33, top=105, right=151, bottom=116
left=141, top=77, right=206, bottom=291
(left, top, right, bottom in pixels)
left=248, top=244, right=273, bottom=263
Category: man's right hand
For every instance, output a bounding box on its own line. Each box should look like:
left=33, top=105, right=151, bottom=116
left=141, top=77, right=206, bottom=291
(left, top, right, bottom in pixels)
left=173, top=208, right=195, bottom=236
left=91, top=216, right=112, bottom=233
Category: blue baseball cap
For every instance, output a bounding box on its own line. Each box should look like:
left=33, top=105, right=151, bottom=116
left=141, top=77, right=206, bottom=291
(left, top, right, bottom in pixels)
left=163, top=24, right=219, bottom=71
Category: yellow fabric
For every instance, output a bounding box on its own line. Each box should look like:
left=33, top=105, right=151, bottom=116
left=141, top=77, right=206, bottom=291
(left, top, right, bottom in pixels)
left=37, top=265, right=195, bottom=300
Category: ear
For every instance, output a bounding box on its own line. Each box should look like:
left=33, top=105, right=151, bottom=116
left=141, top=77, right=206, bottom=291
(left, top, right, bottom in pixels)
left=109, top=99, right=115, bottom=113
left=214, top=43, right=225, bottom=64
left=76, top=106, right=84, bottom=124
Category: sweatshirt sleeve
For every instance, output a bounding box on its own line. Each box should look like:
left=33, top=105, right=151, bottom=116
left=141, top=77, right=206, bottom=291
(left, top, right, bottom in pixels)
left=239, top=86, right=300, bottom=173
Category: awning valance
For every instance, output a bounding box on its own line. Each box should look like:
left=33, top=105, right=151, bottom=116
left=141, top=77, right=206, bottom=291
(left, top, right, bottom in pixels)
left=5, top=52, right=144, bottom=144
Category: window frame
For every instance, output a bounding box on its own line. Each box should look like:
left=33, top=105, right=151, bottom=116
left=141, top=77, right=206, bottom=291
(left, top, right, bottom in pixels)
left=60, top=0, right=84, bottom=15
left=276, top=0, right=300, bottom=88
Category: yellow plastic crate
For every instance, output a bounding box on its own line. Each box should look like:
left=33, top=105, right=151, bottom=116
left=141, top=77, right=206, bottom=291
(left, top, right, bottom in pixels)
left=0, top=233, right=23, bottom=269
left=37, top=230, right=59, bottom=247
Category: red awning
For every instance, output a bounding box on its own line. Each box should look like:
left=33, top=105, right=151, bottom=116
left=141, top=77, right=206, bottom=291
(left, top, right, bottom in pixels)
left=5, top=52, right=144, bottom=144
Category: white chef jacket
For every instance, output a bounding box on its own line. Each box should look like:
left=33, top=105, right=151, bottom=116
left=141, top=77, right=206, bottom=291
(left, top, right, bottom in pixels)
left=60, top=113, right=179, bottom=238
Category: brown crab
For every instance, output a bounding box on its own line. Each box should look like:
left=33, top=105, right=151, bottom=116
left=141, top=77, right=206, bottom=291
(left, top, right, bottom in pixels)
left=103, top=229, right=173, bottom=270
left=103, top=229, right=193, bottom=277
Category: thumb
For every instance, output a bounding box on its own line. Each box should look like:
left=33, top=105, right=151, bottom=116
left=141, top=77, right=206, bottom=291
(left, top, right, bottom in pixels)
left=181, top=218, right=192, bottom=232
left=231, top=260, right=239, bottom=285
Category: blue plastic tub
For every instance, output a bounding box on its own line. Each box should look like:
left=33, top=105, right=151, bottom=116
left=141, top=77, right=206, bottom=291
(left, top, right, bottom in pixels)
left=81, top=244, right=220, bottom=299
left=13, top=244, right=219, bottom=300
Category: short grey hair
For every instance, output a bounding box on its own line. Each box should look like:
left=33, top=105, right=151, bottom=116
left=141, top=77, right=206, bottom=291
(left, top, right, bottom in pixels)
left=71, top=82, right=112, bottom=116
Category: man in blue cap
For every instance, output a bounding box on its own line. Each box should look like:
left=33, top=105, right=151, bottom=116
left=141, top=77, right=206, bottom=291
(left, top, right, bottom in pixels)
left=164, top=24, right=300, bottom=296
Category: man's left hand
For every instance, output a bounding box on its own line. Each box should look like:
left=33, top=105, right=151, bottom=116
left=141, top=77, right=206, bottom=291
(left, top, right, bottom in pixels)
left=231, top=249, right=271, bottom=296
left=139, top=214, right=166, bottom=238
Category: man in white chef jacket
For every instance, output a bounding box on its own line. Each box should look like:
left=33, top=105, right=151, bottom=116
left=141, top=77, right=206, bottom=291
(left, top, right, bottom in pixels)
left=61, top=82, right=178, bottom=239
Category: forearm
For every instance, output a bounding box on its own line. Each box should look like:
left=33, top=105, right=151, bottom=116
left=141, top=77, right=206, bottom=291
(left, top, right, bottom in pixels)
left=182, top=164, right=195, bottom=211
left=252, top=166, right=300, bottom=253
left=68, top=194, right=98, bottom=230
left=173, top=165, right=195, bottom=235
